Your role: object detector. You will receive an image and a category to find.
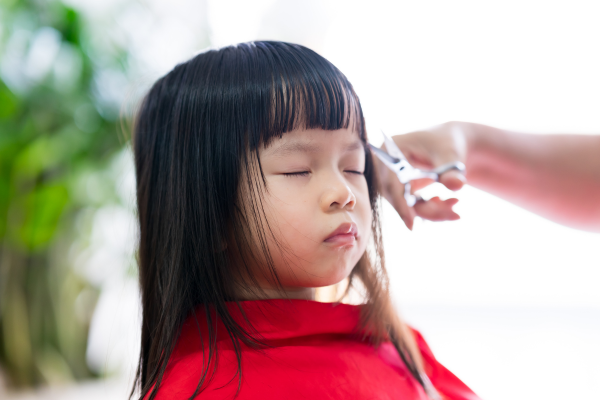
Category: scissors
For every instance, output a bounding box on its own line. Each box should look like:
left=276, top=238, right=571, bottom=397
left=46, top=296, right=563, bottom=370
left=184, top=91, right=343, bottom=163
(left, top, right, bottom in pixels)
left=369, top=132, right=466, bottom=207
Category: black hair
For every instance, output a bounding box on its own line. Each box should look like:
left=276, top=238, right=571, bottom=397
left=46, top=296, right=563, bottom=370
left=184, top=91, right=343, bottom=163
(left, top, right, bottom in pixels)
left=131, top=41, right=429, bottom=400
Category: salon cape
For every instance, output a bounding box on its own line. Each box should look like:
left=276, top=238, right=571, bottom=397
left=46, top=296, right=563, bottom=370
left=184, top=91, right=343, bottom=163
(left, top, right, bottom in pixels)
left=148, top=299, right=480, bottom=400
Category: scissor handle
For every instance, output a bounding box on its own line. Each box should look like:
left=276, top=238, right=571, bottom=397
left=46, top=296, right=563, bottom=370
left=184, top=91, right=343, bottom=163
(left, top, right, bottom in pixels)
left=404, top=161, right=466, bottom=206
left=369, top=141, right=466, bottom=207
left=399, top=161, right=465, bottom=184
left=432, top=161, right=466, bottom=179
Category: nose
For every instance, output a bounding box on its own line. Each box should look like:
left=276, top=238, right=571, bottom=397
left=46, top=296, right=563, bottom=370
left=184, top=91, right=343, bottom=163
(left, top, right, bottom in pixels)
left=320, top=173, right=356, bottom=212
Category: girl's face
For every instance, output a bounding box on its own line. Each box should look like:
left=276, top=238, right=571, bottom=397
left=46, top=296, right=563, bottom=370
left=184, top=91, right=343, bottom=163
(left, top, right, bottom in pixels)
left=248, top=127, right=372, bottom=299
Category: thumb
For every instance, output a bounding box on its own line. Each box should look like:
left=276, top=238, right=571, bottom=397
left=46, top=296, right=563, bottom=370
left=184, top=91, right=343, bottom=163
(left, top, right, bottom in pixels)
left=438, top=169, right=466, bottom=191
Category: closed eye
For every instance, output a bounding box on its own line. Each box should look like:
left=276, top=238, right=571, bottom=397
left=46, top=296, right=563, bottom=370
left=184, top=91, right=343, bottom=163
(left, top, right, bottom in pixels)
left=345, top=170, right=364, bottom=175
left=283, top=171, right=310, bottom=177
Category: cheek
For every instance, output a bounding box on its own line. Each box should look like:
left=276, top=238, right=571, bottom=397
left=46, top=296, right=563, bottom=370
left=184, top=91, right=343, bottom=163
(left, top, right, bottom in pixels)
left=261, top=183, right=317, bottom=253
left=260, top=199, right=321, bottom=286
left=354, top=181, right=373, bottom=236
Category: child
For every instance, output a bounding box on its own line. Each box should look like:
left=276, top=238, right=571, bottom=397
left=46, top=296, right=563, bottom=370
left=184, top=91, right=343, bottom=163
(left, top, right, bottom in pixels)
left=131, top=41, right=479, bottom=400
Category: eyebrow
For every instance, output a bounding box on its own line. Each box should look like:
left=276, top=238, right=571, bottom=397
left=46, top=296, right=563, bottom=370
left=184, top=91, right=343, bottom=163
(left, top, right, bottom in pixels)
left=268, top=139, right=363, bottom=157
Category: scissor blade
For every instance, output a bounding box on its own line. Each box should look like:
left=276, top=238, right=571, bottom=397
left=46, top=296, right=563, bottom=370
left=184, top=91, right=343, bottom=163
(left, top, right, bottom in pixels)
left=369, top=144, right=399, bottom=165
left=369, top=144, right=415, bottom=183
left=381, top=131, right=408, bottom=161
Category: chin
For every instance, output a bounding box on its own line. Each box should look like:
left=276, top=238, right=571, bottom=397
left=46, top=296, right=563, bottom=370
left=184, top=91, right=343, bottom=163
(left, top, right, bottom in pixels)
left=278, top=248, right=364, bottom=288
left=315, top=261, right=356, bottom=288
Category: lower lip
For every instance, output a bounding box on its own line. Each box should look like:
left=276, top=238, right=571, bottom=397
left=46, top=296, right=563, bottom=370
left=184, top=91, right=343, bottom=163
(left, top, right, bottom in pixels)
left=324, top=233, right=357, bottom=246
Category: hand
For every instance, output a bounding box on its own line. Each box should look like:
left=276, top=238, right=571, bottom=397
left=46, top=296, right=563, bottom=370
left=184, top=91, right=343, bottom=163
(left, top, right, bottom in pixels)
left=375, top=121, right=470, bottom=230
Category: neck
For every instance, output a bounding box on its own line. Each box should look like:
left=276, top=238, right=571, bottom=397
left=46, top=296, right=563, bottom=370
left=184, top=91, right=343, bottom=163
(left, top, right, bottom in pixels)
left=234, top=286, right=316, bottom=301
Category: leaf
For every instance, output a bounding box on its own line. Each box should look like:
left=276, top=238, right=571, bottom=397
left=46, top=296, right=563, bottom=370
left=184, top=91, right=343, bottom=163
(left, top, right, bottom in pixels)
left=17, top=183, right=69, bottom=251
left=0, top=82, right=20, bottom=120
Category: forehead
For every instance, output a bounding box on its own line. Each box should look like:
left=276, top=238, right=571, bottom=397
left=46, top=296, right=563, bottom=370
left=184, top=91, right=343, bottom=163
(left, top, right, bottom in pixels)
left=261, top=128, right=363, bottom=158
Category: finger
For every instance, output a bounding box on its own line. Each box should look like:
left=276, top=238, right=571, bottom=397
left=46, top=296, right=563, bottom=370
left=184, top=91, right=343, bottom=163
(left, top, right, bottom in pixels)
left=409, top=177, right=436, bottom=192
left=386, top=179, right=417, bottom=230
left=374, top=151, right=417, bottom=230
left=413, top=197, right=460, bottom=221
left=438, top=169, right=466, bottom=191
left=403, top=148, right=435, bottom=170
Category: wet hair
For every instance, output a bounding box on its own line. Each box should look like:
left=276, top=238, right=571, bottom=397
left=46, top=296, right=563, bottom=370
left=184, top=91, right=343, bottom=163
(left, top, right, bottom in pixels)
left=131, top=41, right=430, bottom=400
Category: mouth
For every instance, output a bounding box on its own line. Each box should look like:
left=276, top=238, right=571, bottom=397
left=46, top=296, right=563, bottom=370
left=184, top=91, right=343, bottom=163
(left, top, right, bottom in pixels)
left=324, top=222, right=358, bottom=246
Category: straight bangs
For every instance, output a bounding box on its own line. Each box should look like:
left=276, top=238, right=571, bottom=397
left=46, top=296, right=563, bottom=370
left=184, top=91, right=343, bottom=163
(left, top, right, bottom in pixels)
left=225, top=41, right=367, bottom=150
left=263, top=47, right=364, bottom=146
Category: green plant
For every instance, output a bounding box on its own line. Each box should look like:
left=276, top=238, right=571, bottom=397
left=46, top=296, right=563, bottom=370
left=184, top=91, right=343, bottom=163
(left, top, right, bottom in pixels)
left=0, top=0, right=128, bottom=387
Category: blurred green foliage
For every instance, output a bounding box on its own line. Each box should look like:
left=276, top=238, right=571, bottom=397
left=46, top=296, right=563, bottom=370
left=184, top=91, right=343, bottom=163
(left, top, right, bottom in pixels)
left=0, top=0, right=128, bottom=388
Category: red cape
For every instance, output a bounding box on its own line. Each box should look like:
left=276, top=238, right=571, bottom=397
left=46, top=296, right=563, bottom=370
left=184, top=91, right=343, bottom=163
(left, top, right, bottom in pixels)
left=147, top=299, right=480, bottom=400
